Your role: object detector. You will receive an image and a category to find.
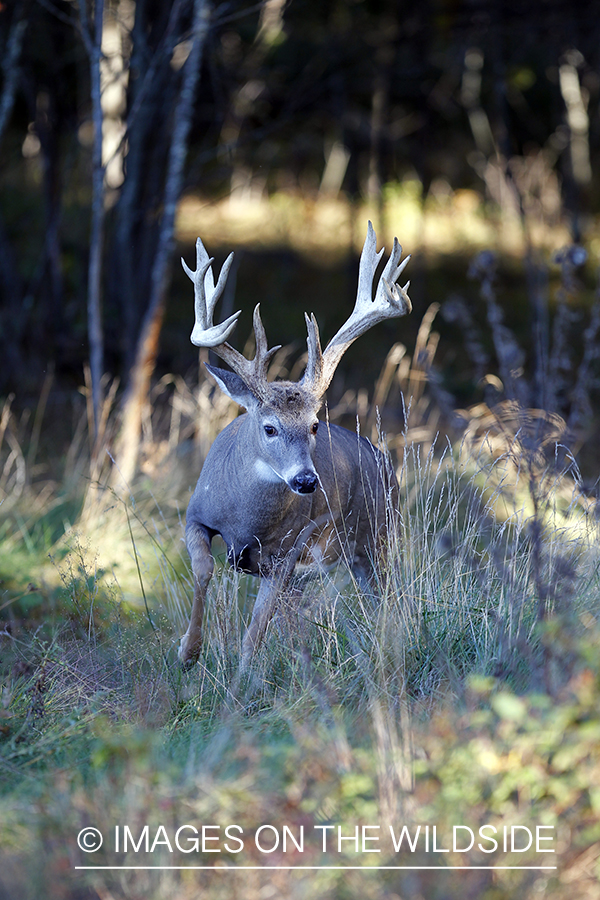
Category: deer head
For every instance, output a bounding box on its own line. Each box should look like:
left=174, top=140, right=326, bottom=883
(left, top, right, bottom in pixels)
left=182, top=222, right=411, bottom=495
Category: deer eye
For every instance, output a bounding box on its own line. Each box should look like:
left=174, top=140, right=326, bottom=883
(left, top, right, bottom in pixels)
left=264, top=424, right=278, bottom=437
left=311, top=422, right=319, bottom=435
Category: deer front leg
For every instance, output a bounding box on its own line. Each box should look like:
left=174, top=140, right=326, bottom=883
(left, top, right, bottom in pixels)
left=179, top=523, right=214, bottom=667
left=240, top=575, right=280, bottom=671
left=240, top=558, right=299, bottom=671
left=240, top=520, right=328, bottom=670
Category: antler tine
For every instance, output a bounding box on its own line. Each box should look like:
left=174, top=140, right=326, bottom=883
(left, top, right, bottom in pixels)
left=356, top=220, right=385, bottom=313
left=184, top=238, right=240, bottom=348
left=302, top=221, right=411, bottom=398
left=376, top=235, right=411, bottom=309
left=301, top=312, right=324, bottom=389
left=251, top=304, right=281, bottom=383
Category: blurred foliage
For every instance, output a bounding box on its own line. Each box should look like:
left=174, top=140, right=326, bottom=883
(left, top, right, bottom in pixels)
left=1, top=623, right=600, bottom=898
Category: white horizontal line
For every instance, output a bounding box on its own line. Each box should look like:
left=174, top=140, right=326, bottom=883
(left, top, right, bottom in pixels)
left=75, top=865, right=558, bottom=871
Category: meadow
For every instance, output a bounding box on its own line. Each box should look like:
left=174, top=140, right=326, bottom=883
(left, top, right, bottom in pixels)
left=1, top=197, right=600, bottom=899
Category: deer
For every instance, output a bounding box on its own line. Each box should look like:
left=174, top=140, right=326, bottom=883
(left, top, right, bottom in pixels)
left=178, top=222, right=411, bottom=669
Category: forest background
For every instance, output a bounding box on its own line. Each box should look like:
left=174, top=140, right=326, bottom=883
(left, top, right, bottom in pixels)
left=1, top=2, right=600, bottom=899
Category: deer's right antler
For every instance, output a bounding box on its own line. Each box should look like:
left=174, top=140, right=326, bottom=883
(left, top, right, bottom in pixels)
left=302, top=221, right=411, bottom=398
left=183, top=238, right=280, bottom=400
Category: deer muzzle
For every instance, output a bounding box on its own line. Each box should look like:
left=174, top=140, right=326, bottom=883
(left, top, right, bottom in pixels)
left=290, top=470, right=318, bottom=494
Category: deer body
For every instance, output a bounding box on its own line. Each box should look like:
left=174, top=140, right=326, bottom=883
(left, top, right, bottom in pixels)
left=178, top=224, right=411, bottom=668
left=187, top=415, right=394, bottom=576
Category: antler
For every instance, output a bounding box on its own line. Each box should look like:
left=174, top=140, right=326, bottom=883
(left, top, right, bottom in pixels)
left=183, top=238, right=280, bottom=399
left=302, top=221, right=411, bottom=397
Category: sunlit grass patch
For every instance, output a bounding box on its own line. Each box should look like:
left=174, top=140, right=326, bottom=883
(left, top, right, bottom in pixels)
left=176, top=182, right=576, bottom=264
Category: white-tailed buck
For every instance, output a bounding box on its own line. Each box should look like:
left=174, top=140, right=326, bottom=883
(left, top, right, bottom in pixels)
left=179, top=222, right=411, bottom=668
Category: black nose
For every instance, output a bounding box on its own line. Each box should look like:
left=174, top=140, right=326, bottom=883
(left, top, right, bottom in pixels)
left=291, top=471, right=318, bottom=494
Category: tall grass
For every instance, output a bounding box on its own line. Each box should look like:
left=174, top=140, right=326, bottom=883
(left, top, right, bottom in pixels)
left=1, top=245, right=600, bottom=899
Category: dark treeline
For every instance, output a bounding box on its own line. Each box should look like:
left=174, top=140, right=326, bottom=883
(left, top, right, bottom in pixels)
left=1, top=0, right=599, bottom=415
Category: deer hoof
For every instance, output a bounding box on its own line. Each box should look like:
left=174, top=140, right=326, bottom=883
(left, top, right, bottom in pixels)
left=178, top=633, right=200, bottom=668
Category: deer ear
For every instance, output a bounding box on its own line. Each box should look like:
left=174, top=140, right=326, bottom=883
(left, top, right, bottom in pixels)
left=205, top=363, right=260, bottom=410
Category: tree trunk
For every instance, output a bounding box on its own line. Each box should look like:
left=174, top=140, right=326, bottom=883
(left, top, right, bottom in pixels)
left=110, top=0, right=184, bottom=374
left=0, top=1, right=29, bottom=387
left=0, top=0, right=28, bottom=145
left=113, top=0, right=211, bottom=491
left=80, top=0, right=106, bottom=438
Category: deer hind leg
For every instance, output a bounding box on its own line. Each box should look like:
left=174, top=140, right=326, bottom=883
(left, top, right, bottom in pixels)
left=179, top=523, right=214, bottom=668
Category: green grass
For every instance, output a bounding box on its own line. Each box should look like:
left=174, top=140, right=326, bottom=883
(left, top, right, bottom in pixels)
left=1, top=419, right=600, bottom=899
